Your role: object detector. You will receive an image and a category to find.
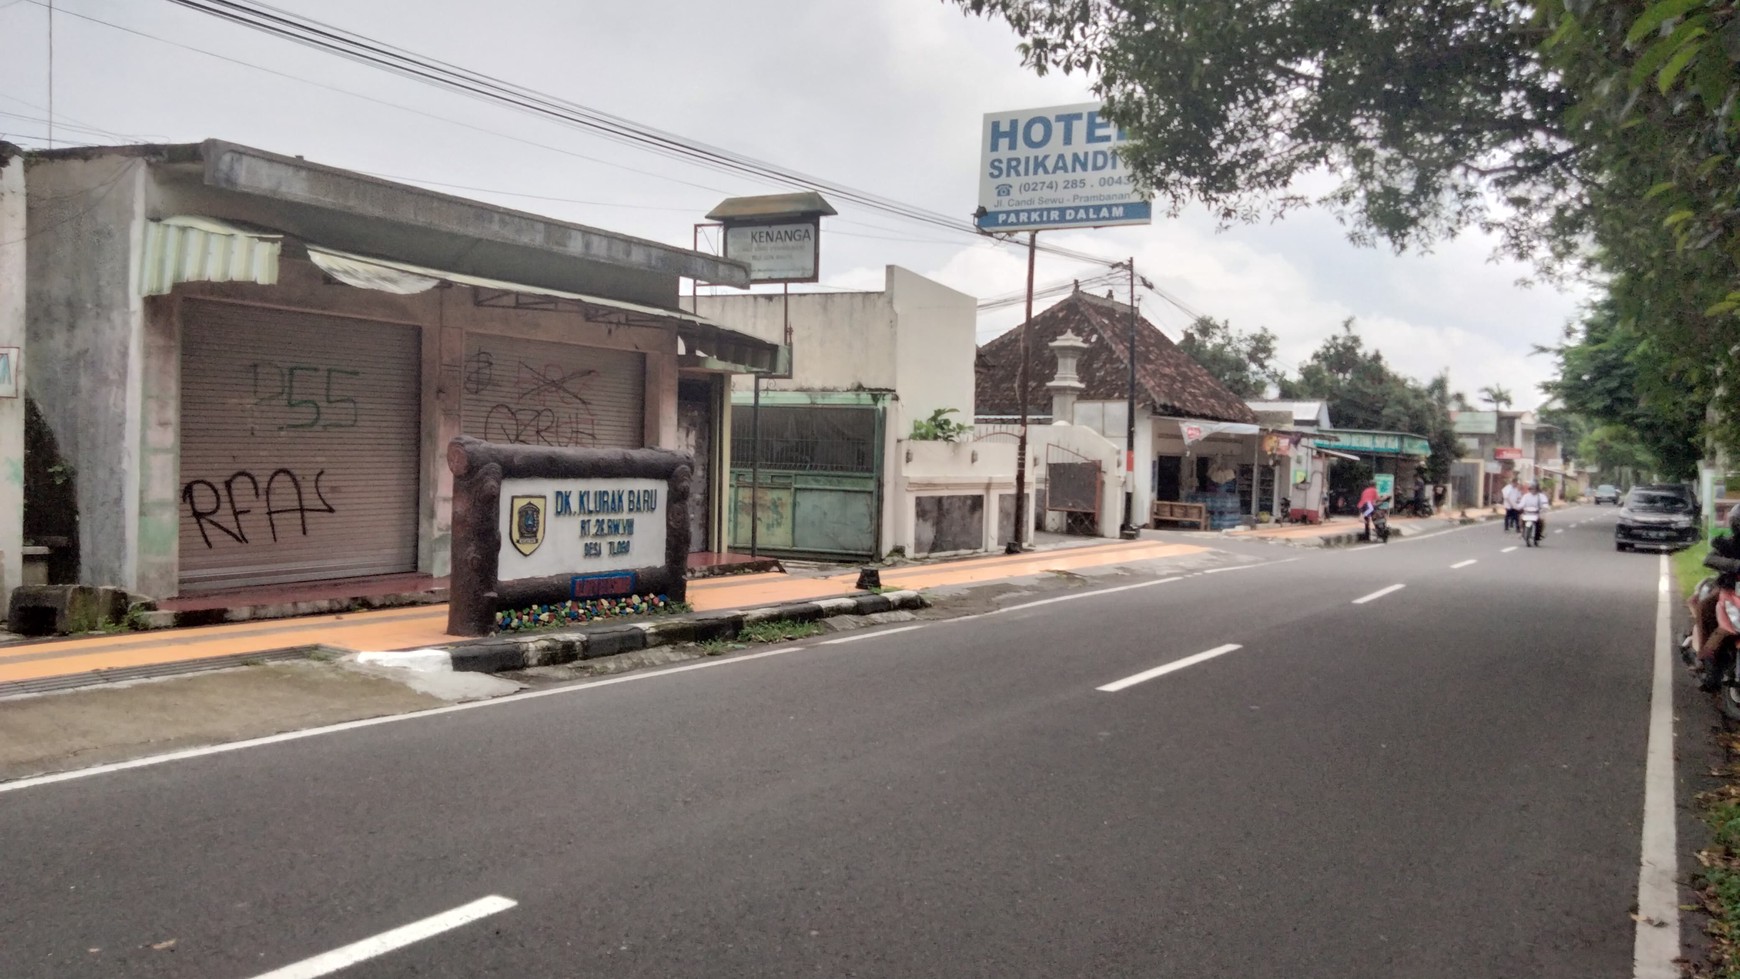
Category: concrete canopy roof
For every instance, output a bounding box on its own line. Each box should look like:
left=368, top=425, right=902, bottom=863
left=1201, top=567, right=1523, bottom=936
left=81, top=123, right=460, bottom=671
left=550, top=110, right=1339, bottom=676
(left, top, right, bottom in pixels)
left=30, top=139, right=752, bottom=291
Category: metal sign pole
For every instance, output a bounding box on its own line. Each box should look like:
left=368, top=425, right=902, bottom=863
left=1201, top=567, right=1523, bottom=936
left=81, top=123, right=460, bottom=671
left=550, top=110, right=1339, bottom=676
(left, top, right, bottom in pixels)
left=1010, top=230, right=1036, bottom=553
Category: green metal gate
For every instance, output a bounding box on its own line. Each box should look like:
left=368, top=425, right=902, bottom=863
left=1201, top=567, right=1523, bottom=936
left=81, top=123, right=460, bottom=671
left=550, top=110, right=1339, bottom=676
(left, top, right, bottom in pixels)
left=728, top=392, right=885, bottom=560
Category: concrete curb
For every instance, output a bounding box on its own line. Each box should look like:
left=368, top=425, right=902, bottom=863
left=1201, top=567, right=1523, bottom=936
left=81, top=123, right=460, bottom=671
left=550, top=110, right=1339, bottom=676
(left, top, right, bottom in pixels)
left=444, top=590, right=929, bottom=674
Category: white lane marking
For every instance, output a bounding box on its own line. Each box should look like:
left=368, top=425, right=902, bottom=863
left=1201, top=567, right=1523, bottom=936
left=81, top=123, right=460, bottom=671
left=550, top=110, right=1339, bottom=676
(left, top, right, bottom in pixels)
left=1632, top=556, right=1679, bottom=979
left=1451, top=559, right=1477, bottom=569
left=1352, top=584, right=1406, bottom=605
left=1204, top=559, right=1301, bottom=574
left=0, top=556, right=1310, bottom=795
left=818, top=625, right=925, bottom=645
left=248, top=895, right=517, bottom=979
left=1502, top=546, right=1519, bottom=553
left=1554, top=529, right=1564, bottom=535
left=1097, top=644, right=1243, bottom=692
left=0, top=644, right=814, bottom=794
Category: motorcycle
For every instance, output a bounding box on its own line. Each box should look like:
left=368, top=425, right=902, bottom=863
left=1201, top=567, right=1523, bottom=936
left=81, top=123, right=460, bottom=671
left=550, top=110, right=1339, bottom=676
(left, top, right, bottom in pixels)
left=1362, top=505, right=1391, bottom=544
left=1683, top=576, right=1740, bottom=720
left=1521, top=511, right=1542, bottom=546
left=1396, top=499, right=1434, bottom=518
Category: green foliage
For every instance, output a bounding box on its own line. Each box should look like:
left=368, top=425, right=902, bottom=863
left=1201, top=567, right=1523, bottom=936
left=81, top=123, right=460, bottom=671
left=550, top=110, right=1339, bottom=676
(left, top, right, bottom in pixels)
left=950, top=0, right=1577, bottom=256
left=1177, top=316, right=1284, bottom=398
left=910, top=408, right=972, bottom=443
left=1281, top=320, right=1462, bottom=482
left=738, top=618, right=824, bottom=644
left=1477, top=385, right=1515, bottom=410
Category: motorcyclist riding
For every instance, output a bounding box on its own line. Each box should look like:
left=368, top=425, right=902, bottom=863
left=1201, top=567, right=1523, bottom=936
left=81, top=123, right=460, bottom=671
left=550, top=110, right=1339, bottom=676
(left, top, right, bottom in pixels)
left=1518, top=480, right=1550, bottom=544
left=1694, top=508, right=1740, bottom=690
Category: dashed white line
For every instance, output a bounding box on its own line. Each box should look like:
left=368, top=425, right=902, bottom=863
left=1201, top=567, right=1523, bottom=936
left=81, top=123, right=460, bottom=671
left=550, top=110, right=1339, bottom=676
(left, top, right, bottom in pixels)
left=1352, top=584, right=1406, bottom=605
left=248, top=895, right=517, bottom=979
left=1097, top=644, right=1244, bottom=692
left=1451, top=559, right=1477, bottom=569
left=1502, top=546, right=1519, bottom=553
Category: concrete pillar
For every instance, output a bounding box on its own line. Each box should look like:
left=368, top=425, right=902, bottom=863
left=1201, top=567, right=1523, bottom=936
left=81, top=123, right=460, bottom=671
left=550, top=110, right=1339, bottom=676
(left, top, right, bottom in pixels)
left=0, top=145, right=23, bottom=609
left=1046, top=330, right=1087, bottom=424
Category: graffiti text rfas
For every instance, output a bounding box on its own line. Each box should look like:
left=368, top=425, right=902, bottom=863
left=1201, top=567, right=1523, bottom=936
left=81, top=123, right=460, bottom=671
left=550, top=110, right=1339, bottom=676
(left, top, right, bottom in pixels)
left=976, top=101, right=1154, bottom=233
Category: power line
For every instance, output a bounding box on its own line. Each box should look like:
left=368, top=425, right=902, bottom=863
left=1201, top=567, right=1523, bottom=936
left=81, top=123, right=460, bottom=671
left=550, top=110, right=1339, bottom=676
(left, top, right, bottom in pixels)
left=154, top=0, right=1126, bottom=270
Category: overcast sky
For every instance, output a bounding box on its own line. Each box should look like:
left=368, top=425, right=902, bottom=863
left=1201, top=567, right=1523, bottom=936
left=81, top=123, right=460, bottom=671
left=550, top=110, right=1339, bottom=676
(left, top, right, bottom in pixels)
left=0, top=0, right=1583, bottom=409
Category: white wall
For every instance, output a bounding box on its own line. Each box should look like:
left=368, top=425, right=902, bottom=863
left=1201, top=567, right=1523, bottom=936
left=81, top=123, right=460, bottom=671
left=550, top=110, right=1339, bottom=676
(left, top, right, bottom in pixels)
left=701, top=290, right=897, bottom=393
left=896, top=439, right=1017, bottom=555
left=0, top=148, right=24, bottom=605
left=890, top=266, right=977, bottom=438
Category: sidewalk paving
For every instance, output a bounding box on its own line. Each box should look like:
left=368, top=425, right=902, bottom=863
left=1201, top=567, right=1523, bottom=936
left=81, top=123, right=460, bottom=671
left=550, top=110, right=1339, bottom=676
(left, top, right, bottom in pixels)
left=1226, top=507, right=1503, bottom=546
left=0, top=537, right=1207, bottom=690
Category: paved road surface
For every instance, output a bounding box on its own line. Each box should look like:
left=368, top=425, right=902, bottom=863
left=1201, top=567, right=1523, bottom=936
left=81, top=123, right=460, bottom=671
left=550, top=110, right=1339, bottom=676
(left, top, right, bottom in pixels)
left=0, top=506, right=1671, bottom=978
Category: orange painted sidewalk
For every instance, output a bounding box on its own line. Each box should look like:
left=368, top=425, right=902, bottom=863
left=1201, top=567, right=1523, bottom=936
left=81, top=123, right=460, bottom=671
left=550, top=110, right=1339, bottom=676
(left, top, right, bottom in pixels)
left=0, top=539, right=1205, bottom=687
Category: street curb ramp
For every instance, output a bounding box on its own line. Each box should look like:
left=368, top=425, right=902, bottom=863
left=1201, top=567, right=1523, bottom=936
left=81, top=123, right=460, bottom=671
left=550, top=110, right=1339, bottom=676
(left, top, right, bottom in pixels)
left=444, top=590, right=925, bottom=673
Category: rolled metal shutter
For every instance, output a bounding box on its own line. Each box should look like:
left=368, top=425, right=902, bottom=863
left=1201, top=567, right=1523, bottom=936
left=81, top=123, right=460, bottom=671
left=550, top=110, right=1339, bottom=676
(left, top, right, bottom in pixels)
left=460, top=334, right=645, bottom=449
left=179, top=301, right=422, bottom=591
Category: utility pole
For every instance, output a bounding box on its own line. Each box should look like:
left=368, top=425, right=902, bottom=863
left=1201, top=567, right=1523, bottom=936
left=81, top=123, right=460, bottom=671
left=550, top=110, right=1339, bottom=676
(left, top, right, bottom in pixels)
left=1009, top=230, right=1037, bottom=553
left=1119, top=258, right=1139, bottom=539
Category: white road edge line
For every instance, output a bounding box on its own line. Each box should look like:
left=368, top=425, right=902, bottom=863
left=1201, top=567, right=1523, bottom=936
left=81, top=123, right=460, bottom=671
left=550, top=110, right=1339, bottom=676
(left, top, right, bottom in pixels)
left=1352, top=584, right=1406, bottom=605
left=1632, top=555, right=1679, bottom=979
left=818, top=625, right=925, bottom=645
left=1502, top=546, right=1519, bottom=553
left=1451, top=559, right=1477, bottom=569
left=0, top=556, right=1313, bottom=795
left=1097, top=644, right=1243, bottom=693
left=247, top=895, right=517, bottom=979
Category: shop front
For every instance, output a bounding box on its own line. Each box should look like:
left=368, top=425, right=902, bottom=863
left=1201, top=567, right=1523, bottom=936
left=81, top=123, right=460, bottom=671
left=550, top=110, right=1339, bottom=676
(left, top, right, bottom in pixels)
left=22, top=140, right=778, bottom=601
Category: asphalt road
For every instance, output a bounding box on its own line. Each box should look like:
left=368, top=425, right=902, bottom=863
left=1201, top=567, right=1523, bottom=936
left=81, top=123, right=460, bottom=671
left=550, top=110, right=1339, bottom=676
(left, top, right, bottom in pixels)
left=0, top=506, right=1674, bottom=978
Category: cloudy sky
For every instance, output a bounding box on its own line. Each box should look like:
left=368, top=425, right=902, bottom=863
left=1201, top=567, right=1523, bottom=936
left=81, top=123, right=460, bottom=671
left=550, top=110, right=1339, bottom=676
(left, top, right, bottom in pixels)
left=0, top=0, right=1583, bottom=408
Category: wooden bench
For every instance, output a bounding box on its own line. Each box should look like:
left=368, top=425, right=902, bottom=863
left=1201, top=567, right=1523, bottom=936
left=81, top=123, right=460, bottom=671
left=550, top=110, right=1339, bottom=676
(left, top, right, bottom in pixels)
left=1150, top=500, right=1209, bottom=530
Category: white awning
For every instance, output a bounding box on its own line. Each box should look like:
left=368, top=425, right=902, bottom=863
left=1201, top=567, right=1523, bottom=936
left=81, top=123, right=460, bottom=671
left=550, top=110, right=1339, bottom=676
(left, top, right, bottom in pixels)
left=140, top=216, right=282, bottom=296
left=1316, top=446, right=1363, bottom=462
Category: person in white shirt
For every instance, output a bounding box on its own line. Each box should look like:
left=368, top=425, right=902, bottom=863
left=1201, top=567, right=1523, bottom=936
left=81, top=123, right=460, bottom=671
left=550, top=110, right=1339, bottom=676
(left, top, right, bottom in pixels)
left=1501, top=477, right=1523, bottom=533
left=1518, top=482, right=1550, bottom=543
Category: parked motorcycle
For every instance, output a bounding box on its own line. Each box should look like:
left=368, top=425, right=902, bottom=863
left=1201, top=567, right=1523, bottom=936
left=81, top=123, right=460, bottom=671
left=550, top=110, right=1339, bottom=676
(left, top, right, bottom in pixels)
left=1683, top=576, right=1740, bottom=720
left=1396, top=499, right=1434, bottom=518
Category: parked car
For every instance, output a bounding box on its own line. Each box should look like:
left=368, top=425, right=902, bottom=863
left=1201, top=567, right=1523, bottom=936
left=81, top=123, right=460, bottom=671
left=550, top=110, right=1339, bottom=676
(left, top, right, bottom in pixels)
left=1615, top=487, right=1701, bottom=551
left=1593, top=484, right=1622, bottom=505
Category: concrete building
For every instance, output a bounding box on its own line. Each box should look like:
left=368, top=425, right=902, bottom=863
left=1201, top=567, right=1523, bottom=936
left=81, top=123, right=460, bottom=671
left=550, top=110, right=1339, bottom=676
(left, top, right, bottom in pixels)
left=697, top=268, right=1014, bottom=559
left=8, top=140, right=778, bottom=609
left=1451, top=409, right=1538, bottom=506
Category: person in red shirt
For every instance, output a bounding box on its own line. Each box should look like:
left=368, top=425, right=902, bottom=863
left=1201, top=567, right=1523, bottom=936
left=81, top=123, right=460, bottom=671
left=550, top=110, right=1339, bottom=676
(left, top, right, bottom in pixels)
left=1358, top=481, right=1380, bottom=540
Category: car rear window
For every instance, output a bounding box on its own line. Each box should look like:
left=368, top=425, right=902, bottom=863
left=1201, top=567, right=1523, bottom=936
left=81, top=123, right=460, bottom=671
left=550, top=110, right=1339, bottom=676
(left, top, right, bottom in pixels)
left=1630, top=491, right=1690, bottom=512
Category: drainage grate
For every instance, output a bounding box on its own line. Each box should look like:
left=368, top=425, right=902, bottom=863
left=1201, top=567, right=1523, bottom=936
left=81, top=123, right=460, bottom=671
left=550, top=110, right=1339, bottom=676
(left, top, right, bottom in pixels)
left=0, top=646, right=335, bottom=699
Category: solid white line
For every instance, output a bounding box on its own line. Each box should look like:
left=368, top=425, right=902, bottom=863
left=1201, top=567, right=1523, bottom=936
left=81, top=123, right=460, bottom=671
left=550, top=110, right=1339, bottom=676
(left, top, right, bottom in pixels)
left=0, top=644, right=814, bottom=794
left=1502, top=546, right=1518, bottom=553
left=1352, top=584, right=1406, bottom=605
left=1632, top=555, right=1679, bottom=978
left=818, top=625, right=925, bottom=645
left=248, top=895, right=517, bottom=979
left=1554, top=529, right=1564, bottom=534
left=0, top=556, right=1308, bottom=795
left=1097, top=644, right=1243, bottom=692
left=1451, top=559, right=1477, bottom=569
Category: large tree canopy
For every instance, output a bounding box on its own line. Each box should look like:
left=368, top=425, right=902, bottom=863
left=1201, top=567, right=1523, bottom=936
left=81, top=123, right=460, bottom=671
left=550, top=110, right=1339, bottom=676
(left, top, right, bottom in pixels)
left=1177, top=316, right=1284, bottom=398
left=952, top=0, right=1578, bottom=254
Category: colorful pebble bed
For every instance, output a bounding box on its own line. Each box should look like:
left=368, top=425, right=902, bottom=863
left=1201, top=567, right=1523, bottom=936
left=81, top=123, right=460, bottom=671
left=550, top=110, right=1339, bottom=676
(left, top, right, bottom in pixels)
left=493, top=595, right=690, bottom=633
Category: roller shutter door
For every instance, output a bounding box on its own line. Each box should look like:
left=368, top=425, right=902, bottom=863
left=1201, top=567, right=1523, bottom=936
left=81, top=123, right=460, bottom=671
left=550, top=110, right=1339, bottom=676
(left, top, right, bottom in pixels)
left=179, top=301, right=421, bottom=591
left=461, top=334, right=645, bottom=449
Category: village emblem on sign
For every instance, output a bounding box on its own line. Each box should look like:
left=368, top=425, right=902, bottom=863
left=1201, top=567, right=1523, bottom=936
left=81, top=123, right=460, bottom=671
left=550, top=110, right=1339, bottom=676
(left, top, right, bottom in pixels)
left=510, top=494, right=546, bottom=557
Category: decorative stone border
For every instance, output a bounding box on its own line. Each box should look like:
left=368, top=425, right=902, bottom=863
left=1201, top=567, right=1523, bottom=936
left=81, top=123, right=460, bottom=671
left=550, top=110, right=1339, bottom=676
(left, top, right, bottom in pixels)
left=443, top=590, right=928, bottom=673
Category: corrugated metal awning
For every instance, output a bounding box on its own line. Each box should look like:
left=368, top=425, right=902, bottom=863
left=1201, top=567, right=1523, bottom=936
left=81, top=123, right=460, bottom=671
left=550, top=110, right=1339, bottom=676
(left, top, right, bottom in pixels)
left=140, top=216, right=281, bottom=296
left=306, top=245, right=782, bottom=374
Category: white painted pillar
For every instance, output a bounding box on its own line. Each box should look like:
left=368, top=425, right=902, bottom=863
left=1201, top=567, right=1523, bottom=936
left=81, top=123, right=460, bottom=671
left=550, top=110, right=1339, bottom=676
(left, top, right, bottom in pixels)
left=0, top=146, right=25, bottom=608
